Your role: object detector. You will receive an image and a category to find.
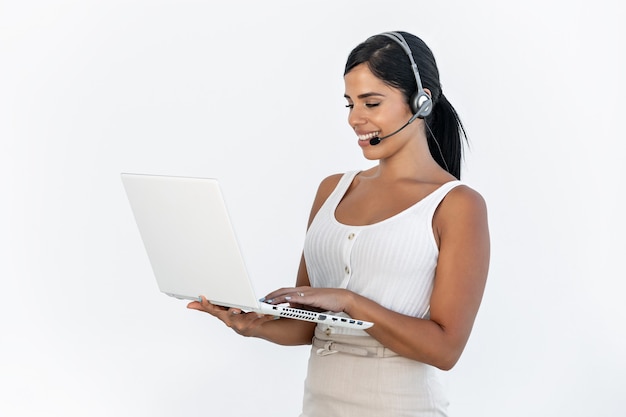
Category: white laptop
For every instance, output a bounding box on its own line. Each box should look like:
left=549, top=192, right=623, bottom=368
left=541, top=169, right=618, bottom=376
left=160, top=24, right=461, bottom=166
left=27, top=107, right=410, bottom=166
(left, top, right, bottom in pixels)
left=121, top=173, right=373, bottom=330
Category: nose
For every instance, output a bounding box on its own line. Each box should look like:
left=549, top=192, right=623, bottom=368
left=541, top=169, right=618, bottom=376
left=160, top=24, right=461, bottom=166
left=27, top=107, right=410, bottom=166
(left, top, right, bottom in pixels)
left=348, top=105, right=367, bottom=129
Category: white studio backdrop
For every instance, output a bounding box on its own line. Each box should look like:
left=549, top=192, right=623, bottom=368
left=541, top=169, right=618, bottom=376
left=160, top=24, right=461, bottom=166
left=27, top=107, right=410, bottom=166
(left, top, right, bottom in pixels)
left=1, top=1, right=624, bottom=416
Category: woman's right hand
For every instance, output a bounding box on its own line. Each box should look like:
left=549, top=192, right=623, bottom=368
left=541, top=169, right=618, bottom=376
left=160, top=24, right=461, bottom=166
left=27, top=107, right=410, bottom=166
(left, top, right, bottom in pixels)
left=187, top=296, right=278, bottom=337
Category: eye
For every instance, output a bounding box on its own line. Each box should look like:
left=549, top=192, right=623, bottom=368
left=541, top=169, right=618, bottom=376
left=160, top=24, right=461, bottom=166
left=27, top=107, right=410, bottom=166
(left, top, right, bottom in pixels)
left=345, top=103, right=354, bottom=109
left=365, top=102, right=380, bottom=108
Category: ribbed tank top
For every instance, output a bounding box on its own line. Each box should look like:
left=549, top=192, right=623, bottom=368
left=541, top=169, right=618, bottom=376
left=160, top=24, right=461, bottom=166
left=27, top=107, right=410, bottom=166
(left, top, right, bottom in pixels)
left=304, top=171, right=462, bottom=333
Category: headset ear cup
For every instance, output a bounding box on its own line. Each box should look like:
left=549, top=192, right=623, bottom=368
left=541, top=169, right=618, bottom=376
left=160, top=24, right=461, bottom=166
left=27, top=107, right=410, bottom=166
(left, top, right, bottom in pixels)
left=411, top=92, right=433, bottom=119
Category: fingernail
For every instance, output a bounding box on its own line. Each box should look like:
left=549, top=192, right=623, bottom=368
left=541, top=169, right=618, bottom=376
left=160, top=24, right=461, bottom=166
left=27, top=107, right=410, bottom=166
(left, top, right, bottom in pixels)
left=273, top=316, right=281, bottom=320
left=264, top=298, right=273, bottom=303
left=285, top=296, right=292, bottom=301
left=258, top=297, right=266, bottom=302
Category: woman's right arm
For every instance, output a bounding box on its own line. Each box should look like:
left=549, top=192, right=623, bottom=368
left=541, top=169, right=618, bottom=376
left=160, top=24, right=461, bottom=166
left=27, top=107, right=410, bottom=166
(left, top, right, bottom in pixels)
left=187, top=174, right=343, bottom=345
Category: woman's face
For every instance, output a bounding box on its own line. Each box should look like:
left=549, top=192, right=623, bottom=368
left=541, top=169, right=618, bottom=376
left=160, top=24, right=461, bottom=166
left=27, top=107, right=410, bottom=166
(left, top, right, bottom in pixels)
left=343, top=63, right=415, bottom=152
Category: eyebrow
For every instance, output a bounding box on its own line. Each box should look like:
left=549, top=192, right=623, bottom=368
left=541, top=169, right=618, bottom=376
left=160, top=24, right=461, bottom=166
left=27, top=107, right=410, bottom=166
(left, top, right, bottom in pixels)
left=343, top=92, right=386, bottom=100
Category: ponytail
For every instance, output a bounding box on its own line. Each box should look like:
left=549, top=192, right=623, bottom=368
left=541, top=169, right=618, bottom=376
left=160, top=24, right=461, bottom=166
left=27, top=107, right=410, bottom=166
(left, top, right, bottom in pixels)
left=425, top=93, right=467, bottom=180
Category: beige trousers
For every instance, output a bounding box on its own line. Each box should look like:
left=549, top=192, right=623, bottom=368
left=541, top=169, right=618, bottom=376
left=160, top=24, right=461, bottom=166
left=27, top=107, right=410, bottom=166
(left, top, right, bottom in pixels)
left=299, top=328, right=449, bottom=417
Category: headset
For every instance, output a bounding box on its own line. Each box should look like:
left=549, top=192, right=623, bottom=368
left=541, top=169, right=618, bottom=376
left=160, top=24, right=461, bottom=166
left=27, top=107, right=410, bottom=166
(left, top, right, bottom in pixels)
left=371, top=32, right=449, bottom=173
left=367, top=31, right=433, bottom=145
left=380, top=31, right=432, bottom=121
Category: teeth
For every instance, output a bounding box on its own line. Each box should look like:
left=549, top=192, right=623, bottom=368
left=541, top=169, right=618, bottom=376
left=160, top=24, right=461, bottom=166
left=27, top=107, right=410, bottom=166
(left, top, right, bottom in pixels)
left=357, top=132, right=380, bottom=141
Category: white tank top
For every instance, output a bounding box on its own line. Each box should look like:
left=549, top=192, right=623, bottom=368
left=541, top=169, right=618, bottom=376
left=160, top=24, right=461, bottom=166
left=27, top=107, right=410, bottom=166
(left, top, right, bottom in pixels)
left=304, top=171, right=462, bottom=332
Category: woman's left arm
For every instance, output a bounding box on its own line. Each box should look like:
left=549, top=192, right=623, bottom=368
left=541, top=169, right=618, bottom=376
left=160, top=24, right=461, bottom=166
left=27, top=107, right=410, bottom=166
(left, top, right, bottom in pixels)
left=365, top=185, right=490, bottom=369
left=265, top=186, right=490, bottom=370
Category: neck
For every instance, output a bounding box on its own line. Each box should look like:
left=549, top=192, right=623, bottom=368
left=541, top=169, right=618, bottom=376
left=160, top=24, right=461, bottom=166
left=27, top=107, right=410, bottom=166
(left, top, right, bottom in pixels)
left=372, top=138, right=452, bottom=183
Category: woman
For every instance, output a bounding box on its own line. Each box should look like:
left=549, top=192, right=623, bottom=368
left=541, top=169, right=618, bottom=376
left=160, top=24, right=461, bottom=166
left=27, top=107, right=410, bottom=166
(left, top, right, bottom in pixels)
left=188, top=31, right=490, bottom=416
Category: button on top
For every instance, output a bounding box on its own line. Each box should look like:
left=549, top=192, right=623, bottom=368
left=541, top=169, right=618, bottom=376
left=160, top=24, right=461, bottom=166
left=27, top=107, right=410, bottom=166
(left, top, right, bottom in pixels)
left=348, top=233, right=355, bottom=240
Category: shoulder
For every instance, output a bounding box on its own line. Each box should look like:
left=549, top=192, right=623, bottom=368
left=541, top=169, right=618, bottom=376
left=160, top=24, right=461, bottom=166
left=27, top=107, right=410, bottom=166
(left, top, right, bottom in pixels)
left=435, top=184, right=489, bottom=235
left=444, top=184, right=487, bottom=211
left=312, top=173, right=344, bottom=209
left=305, top=173, right=344, bottom=226
left=316, top=173, right=344, bottom=197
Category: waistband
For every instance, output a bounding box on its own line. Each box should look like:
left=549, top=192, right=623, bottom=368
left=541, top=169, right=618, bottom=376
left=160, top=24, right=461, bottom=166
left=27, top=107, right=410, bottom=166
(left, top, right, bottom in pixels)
left=312, top=327, right=398, bottom=358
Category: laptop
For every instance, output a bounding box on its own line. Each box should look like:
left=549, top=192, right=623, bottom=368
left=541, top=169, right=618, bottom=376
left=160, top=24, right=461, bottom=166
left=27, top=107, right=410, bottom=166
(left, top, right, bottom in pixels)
left=121, top=173, right=373, bottom=330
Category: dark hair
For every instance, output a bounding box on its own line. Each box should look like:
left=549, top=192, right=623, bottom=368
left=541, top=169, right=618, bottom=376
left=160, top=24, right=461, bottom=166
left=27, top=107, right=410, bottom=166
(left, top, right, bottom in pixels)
left=344, top=31, right=467, bottom=179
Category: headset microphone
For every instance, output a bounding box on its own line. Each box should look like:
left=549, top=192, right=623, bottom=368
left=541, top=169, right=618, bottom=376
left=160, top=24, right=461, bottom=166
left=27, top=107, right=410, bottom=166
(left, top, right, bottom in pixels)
left=369, top=106, right=429, bottom=146
left=369, top=119, right=411, bottom=146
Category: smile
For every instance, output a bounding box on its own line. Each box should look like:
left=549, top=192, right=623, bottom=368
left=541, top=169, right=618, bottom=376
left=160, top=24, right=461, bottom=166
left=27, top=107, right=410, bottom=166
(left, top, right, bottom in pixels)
left=357, top=131, right=380, bottom=141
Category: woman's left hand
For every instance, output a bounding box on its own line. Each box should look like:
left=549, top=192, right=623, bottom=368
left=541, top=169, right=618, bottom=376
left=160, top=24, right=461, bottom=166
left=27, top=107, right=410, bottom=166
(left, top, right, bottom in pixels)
left=262, top=286, right=354, bottom=314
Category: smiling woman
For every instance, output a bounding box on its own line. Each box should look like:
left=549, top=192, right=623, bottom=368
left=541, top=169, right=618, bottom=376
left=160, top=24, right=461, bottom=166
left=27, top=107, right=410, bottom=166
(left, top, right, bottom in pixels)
left=188, top=31, right=490, bottom=417
left=2, top=0, right=624, bottom=415
left=343, top=31, right=466, bottom=178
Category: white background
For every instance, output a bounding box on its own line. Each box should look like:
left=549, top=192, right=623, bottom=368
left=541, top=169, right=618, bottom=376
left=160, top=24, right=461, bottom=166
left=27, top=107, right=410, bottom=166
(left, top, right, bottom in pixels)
left=1, top=1, right=625, bottom=416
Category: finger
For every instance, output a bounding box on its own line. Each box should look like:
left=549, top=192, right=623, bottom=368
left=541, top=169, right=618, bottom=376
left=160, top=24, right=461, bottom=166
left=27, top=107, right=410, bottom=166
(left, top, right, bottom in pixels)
left=281, top=291, right=309, bottom=305
left=188, top=296, right=229, bottom=316
left=203, top=297, right=230, bottom=312
left=263, top=287, right=311, bottom=304
left=261, top=287, right=295, bottom=302
left=200, top=295, right=213, bottom=307
left=187, top=297, right=210, bottom=311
